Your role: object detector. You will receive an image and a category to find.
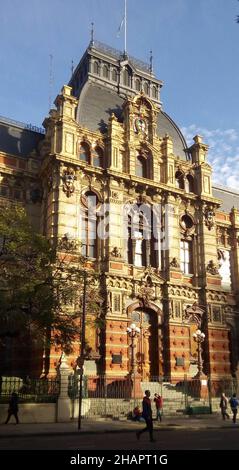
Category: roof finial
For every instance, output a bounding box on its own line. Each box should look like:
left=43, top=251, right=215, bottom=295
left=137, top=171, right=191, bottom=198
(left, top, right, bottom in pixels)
left=149, top=50, right=153, bottom=74
left=90, top=22, right=94, bottom=46
left=71, top=60, right=74, bottom=75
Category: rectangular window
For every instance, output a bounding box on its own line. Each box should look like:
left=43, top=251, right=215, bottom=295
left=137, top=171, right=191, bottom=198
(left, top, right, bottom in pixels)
left=180, top=240, right=192, bottom=274
left=134, top=230, right=143, bottom=267
left=81, top=216, right=97, bottom=258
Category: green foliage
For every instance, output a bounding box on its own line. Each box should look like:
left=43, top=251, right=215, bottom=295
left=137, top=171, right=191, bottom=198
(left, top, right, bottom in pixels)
left=0, top=206, right=104, bottom=352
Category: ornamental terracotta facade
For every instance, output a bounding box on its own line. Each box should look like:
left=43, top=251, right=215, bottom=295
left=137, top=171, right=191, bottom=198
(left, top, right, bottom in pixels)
left=0, top=41, right=239, bottom=383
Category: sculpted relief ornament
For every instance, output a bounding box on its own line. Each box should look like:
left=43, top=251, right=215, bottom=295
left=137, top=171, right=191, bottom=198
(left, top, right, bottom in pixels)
left=206, top=259, right=219, bottom=275
left=170, top=257, right=180, bottom=269
left=137, top=284, right=154, bottom=308
left=62, top=168, right=76, bottom=197
left=204, top=206, right=215, bottom=230
left=133, top=115, right=148, bottom=136
left=183, top=303, right=204, bottom=328
left=111, top=247, right=121, bottom=258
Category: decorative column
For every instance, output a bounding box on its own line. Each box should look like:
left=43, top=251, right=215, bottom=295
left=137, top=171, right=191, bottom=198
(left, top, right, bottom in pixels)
left=57, top=353, right=72, bottom=422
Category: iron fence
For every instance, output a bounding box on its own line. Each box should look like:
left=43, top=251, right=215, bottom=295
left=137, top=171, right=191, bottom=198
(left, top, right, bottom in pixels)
left=0, top=376, right=60, bottom=403
left=68, top=374, right=238, bottom=420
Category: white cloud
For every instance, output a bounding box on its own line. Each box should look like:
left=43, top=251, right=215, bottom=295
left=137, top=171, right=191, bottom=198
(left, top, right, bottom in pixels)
left=181, top=125, right=239, bottom=190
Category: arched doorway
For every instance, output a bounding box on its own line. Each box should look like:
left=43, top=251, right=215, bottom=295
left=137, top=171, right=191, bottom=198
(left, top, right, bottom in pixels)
left=129, top=307, right=163, bottom=380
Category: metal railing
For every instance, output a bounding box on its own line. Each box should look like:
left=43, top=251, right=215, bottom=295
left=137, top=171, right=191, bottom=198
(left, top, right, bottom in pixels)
left=68, top=374, right=238, bottom=419
left=0, top=377, right=60, bottom=403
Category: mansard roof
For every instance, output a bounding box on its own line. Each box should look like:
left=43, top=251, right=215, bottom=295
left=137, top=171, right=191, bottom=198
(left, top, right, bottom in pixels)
left=76, top=81, right=188, bottom=160
left=0, top=116, right=44, bottom=158
left=212, top=184, right=239, bottom=212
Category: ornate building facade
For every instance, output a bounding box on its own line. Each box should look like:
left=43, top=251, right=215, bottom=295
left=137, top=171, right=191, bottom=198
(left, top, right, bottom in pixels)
left=1, top=40, right=239, bottom=382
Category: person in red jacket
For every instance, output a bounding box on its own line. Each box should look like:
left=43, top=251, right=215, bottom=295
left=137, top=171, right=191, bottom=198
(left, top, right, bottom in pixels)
left=154, top=393, right=163, bottom=422
left=136, top=390, right=155, bottom=442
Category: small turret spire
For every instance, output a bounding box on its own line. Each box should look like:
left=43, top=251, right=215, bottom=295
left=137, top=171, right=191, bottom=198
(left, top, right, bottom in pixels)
left=90, top=22, right=94, bottom=46
left=149, top=50, right=153, bottom=74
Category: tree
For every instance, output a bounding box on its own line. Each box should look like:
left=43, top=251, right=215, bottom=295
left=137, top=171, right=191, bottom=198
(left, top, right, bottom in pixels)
left=0, top=205, right=103, bottom=376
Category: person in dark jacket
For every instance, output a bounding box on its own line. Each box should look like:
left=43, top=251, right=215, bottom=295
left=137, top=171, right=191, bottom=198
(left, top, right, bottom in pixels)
left=136, top=390, right=155, bottom=442
left=229, top=393, right=239, bottom=424
left=5, top=392, right=19, bottom=424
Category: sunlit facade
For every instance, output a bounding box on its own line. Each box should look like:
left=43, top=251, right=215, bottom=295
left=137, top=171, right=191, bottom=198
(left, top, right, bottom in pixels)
left=1, top=41, right=239, bottom=383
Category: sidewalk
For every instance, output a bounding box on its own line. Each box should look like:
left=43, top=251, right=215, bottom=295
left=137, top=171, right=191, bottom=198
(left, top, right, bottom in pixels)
left=0, top=415, right=238, bottom=439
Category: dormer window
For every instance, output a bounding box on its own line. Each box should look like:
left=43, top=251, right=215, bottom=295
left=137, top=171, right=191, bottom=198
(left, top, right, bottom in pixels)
left=135, top=78, right=141, bottom=92
left=112, top=68, right=117, bottom=82
left=123, top=67, right=131, bottom=87
left=144, top=82, right=149, bottom=95
left=152, top=86, right=158, bottom=99
left=93, top=61, right=100, bottom=75
left=103, top=64, right=109, bottom=79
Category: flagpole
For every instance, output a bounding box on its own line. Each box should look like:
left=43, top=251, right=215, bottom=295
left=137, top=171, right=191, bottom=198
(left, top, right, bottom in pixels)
left=124, top=0, right=127, bottom=56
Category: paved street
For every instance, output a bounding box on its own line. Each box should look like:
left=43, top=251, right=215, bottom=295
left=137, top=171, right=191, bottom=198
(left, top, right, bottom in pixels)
left=1, top=426, right=239, bottom=450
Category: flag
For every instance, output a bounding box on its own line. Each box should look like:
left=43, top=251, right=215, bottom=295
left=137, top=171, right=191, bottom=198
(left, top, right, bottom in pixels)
left=117, top=16, right=125, bottom=37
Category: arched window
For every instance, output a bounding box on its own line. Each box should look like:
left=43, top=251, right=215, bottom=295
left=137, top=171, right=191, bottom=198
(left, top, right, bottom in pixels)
left=180, top=240, right=193, bottom=274
left=185, top=175, right=194, bottom=193
left=218, top=250, right=231, bottom=287
left=81, top=191, right=99, bottom=258
left=102, top=64, right=109, bottom=79
left=128, top=213, right=146, bottom=267
left=93, top=146, right=103, bottom=168
left=175, top=171, right=184, bottom=189
left=135, top=78, right=141, bottom=91
left=144, top=82, right=149, bottom=95
left=136, top=155, right=147, bottom=178
left=112, top=68, right=117, bottom=82
left=152, top=86, right=158, bottom=99
left=127, top=206, right=157, bottom=268
left=93, top=61, right=100, bottom=75
left=79, top=142, right=90, bottom=163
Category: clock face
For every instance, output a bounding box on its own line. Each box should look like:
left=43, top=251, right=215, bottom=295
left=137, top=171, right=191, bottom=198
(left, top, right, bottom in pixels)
left=134, top=116, right=147, bottom=134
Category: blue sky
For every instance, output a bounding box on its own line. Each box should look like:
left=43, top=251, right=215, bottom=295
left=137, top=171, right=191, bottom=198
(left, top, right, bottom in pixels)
left=1, top=0, right=239, bottom=187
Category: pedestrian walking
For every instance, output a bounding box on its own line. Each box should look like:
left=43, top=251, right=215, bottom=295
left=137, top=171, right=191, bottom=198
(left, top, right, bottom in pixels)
left=229, top=393, right=239, bottom=424
left=154, top=393, right=163, bottom=422
left=219, top=392, right=230, bottom=420
left=136, top=390, right=155, bottom=442
left=5, top=392, right=19, bottom=424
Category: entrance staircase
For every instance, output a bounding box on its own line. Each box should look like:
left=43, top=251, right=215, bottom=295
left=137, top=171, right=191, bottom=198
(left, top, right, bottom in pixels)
left=140, top=381, right=186, bottom=415
left=78, top=381, right=212, bottom=420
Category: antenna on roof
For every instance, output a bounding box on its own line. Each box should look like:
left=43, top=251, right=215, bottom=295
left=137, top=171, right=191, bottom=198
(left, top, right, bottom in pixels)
left=124, top=0, right=127, bottom=57
left=117, top=0, right=127, bottom=57
left=49, top=53, right=54, bottom=111
left=149, top=50, right=153, bottom=74
left=90, top=22, right=94, bottom=46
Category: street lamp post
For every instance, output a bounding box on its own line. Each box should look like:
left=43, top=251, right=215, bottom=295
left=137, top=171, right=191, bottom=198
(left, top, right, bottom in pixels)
left=127, top=323, right=140, bottom=404
left=78, top=270, right=87, bottom=430
left=126, top=323, right=140, bottom=375
left=193, top=329, right=205, bottom=378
